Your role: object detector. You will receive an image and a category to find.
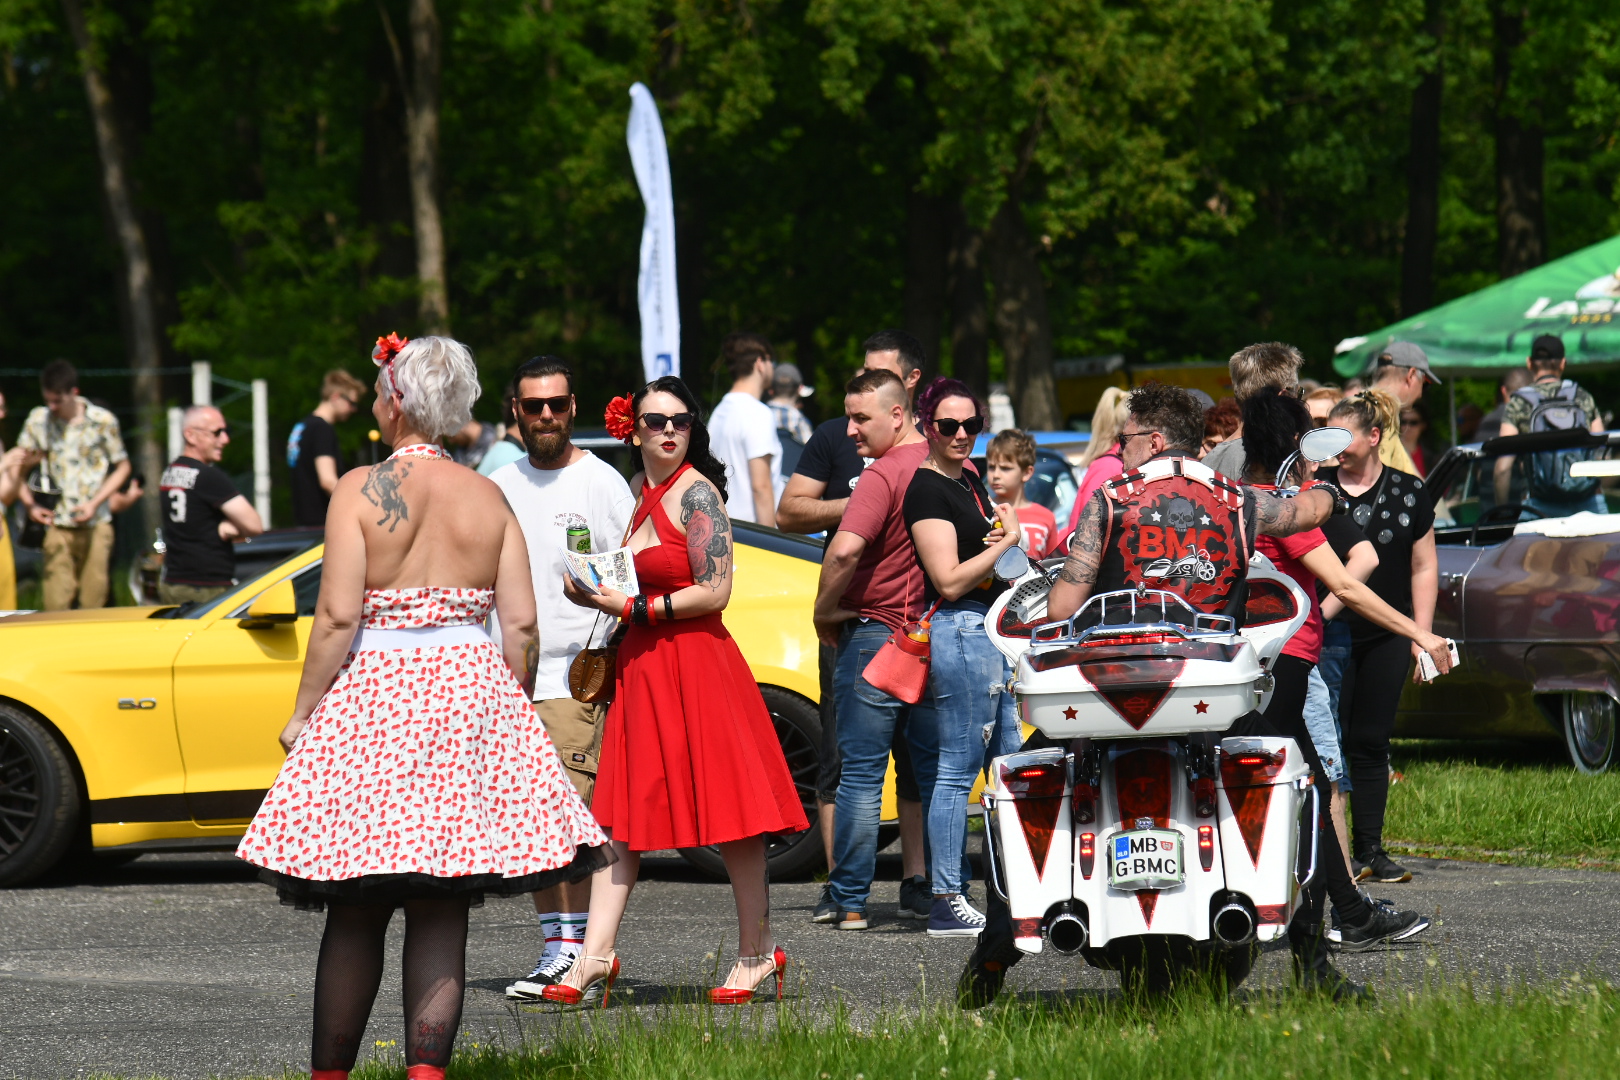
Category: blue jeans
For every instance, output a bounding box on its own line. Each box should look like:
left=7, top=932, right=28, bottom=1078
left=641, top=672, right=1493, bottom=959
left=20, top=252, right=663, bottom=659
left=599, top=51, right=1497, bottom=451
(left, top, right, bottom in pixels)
left=828, top=620, right=940, bottom=912
left=1526, top=492, right=1608, bottom=518
left=925, top=605, right=1022, bottom=897
left=1303, top=664, right=1346, bottom=785
left=1318, top=618, right=1353, bottom=791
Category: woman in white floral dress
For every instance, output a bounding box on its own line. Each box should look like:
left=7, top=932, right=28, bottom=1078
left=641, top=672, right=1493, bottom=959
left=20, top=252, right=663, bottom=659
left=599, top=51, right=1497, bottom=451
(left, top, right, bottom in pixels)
left=238, top=334, right=609, bottom=1080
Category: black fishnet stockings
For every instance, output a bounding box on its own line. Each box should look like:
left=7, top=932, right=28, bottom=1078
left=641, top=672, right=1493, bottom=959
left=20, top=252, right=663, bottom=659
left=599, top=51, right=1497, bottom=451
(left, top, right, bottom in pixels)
left=310, top=898, right=470, bottom=1072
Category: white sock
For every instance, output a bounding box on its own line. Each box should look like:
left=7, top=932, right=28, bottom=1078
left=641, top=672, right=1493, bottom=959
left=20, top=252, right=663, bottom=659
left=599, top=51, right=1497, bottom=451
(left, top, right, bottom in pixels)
left=536, top=910, right=562, bottom=961
left=557, top=912, right=588, bottom=960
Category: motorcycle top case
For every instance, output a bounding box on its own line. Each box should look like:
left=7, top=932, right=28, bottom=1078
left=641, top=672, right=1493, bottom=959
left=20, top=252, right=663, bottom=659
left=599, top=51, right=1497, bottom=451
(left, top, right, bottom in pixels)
left=1013, top=629, right=1265, bottom=739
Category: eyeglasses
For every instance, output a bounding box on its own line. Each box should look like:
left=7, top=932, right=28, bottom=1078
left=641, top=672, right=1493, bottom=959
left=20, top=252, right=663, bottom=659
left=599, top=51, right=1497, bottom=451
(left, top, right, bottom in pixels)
left=518, top=396, right=571, bottom=418
left=1118, top=430, right=1159, bottom=444
left=932, top=416, right=985, bottom=437
left=641, top=412, right=695, bottom=433
left=188, top=426, right=228, bottom=438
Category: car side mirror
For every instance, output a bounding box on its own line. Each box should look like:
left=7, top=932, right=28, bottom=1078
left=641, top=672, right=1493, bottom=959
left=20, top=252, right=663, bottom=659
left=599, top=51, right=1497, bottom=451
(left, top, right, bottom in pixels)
left=993, top=545, right=1031, bottom=583
left=240, top=579, right=299, bottom=629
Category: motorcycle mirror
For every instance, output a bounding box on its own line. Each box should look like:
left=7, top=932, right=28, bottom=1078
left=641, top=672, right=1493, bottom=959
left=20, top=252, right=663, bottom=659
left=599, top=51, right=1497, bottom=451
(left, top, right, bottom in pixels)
left=1299, top=425, right=1353, bottom=463
left=993, top=545, right=1030, bottom=583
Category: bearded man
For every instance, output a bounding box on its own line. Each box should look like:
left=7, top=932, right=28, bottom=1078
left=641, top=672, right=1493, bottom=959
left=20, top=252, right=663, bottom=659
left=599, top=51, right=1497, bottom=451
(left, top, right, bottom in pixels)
left=487, top=356, right=636, bottom=999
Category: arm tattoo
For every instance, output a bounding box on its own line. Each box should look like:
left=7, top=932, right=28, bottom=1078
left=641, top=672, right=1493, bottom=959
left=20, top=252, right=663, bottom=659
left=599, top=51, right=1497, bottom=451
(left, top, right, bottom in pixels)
left=519, top=634, right=540, bottom=697
left=680, top=479, right=732, bottom=588
left=1057, top=493, right=1105, bottom=586
left=1252, top=489, right=1321, bottom=537
left=359, top=459, right=412, bottom=531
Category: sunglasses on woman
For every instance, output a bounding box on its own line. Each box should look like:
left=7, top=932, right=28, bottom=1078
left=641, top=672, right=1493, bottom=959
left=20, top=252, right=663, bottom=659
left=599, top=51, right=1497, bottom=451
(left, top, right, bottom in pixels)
left=640, top=412, right=695, bottom=433
left=517, top=396, right=571, bottom=418
left=932, top=416, right=984, bottom=437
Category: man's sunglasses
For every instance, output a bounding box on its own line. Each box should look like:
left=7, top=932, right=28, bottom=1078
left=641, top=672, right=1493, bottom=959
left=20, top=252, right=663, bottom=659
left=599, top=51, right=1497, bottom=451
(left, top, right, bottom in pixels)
left=932, top=416, right=985, bottom=437
left=517, top=396, right=572, bottom=418
left=641, top=412, right=695, bottom=433
left=188, top=426, right=228, bottom=438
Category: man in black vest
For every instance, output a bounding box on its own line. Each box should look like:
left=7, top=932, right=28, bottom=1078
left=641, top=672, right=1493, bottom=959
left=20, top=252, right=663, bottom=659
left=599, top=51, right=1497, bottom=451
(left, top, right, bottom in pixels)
left=960, top=384, right=1408, bottom=1007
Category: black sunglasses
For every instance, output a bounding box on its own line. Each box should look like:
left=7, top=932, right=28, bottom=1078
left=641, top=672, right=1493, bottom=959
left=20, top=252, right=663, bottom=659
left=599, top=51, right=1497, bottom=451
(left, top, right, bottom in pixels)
left=188, top=426, right=228, bottom=438
left=640, top=412, right=695, bottom=433
left=518, top=396, right=571, bottom=418
left=932, top=416, right=985, bottom=438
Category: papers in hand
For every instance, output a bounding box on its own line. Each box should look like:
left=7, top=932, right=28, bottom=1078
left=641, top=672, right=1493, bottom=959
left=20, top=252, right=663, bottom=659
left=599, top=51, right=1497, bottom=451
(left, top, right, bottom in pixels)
left=563, top=546, right=639, bottom=596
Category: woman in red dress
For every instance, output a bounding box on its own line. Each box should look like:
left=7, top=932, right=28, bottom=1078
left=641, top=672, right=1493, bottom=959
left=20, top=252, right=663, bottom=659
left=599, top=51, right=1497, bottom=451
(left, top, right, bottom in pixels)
left=550, top=376, right=808, bottom=1006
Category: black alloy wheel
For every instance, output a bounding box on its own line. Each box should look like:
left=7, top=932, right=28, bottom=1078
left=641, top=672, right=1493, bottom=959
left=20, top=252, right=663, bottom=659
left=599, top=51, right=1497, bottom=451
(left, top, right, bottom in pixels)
left=1564, top=692, right=1617, bottom=774
left=0, top=705, right=81, bottom=887
left=679, top=685, right=826, bottom=881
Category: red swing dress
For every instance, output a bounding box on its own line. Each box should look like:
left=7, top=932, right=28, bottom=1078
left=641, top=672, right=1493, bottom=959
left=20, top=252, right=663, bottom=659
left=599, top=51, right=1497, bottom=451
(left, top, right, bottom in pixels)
left=592, top=463, right=809, bottom=852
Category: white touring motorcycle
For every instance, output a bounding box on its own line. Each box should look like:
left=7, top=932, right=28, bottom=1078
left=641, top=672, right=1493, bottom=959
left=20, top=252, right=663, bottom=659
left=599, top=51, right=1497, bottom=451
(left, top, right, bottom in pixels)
left=978, top=431, right=1349, bottom=994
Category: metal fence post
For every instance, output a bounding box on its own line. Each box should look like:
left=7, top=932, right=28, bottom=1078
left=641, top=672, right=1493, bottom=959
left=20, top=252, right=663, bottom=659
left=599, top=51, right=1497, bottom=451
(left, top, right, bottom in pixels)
left=252, top=379, right=270, bottom=527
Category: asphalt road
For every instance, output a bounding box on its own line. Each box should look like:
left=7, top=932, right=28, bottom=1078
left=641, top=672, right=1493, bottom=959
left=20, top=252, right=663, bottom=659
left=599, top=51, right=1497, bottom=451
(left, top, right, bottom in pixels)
left=4, top=849, right=1619, bottom=1080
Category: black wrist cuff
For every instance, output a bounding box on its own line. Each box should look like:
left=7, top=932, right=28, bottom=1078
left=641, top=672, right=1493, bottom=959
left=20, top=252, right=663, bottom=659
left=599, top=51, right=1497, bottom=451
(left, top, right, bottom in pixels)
left=662, top=594, right=675, bottom=621
left=632, top=594, right=649, bottom=625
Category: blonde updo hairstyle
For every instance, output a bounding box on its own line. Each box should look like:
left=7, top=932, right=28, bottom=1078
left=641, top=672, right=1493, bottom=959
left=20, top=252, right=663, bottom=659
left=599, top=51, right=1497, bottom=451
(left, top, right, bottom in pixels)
left=380, top=335, right=482, bottom=438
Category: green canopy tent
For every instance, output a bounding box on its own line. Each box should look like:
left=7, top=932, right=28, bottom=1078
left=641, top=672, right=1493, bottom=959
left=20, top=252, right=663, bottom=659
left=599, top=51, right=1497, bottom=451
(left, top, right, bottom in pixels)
left=1333, top=232, right=1620, bottom=380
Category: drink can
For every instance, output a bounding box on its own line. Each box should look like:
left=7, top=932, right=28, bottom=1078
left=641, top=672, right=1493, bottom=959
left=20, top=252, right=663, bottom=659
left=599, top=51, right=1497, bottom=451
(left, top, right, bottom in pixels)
left=566, top=527, right=592, bottom=554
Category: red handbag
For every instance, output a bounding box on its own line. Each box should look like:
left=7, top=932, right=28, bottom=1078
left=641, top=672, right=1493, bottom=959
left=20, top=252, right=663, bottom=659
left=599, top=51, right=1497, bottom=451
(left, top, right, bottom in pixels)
left=861, top=600, right=942, bottom=705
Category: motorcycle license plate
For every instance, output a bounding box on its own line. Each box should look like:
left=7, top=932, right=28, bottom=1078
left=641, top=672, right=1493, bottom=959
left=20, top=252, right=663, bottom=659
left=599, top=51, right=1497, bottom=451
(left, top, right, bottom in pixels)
left=1108, top=829, right=1185, bottom=890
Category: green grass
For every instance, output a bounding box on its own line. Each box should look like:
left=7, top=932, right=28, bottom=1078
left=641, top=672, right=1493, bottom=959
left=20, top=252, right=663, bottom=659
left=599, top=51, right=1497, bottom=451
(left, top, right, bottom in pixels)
left=1382, top=740, right=1620, bottom=869
left=329, top=978, right=1620, bottom=1080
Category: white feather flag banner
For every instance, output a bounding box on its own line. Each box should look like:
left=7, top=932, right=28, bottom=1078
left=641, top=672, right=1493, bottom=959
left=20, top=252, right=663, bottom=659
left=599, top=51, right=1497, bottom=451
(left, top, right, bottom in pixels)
left=627, top=83, right=679, bottom=380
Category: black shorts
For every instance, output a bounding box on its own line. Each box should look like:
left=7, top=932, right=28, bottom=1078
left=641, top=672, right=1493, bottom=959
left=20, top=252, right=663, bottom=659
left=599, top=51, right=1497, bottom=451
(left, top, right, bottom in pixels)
left=816, top=643, right=921, bottom=805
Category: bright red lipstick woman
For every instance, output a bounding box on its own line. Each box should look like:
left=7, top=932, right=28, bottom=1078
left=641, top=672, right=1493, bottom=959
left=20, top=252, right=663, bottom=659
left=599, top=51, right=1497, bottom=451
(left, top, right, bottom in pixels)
left=554, top=376, right=808, bottom=1006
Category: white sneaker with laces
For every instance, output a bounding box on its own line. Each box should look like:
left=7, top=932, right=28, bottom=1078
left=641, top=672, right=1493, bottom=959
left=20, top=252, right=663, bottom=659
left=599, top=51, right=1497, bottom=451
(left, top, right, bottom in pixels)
left=505, top=951, right=579, bottom=999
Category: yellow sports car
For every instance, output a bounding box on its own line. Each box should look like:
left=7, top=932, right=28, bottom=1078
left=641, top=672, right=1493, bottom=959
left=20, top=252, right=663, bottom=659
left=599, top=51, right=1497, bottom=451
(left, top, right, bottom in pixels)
left=0, top=519, right=880, bottom=886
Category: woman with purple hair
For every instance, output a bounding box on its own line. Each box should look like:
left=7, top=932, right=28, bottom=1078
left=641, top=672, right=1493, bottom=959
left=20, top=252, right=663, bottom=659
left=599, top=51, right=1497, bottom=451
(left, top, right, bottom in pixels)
left=902, top=377, right=1026, bottom=938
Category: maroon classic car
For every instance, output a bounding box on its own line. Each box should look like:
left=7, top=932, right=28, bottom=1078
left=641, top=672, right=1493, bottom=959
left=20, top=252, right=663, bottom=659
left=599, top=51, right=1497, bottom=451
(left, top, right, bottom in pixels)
left=1396, top=429, right=1620, bottom=773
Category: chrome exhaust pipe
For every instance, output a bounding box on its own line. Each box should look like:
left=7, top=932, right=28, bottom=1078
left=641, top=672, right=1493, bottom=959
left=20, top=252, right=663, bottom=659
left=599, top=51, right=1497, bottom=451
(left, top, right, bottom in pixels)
left=1211, top=902, right=1255, bottom=946
left=1045, top=912, right=1089, bottom=954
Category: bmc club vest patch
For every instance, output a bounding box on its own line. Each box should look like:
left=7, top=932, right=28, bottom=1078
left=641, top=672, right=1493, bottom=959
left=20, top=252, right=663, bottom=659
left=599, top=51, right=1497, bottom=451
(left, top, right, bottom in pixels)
left=1098, top=457, right=1248, bottom=616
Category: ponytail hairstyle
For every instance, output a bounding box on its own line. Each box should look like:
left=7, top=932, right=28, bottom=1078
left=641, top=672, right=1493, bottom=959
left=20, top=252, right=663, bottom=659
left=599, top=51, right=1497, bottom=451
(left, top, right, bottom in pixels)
left=630, top=376, right=729, bottom=503
left=1328, top=388, right=1398, bottom=447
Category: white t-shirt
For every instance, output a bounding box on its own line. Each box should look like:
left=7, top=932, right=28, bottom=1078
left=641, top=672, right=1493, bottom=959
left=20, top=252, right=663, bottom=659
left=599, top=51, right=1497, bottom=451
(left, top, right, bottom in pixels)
left=490, top=451, right=636, bottom=701
left=707, top=391, right=783, bottom=522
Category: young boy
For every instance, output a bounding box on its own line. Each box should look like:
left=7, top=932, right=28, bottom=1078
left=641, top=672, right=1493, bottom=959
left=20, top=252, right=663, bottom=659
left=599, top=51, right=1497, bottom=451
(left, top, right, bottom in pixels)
left=985, top=429, right=1056, bottom=557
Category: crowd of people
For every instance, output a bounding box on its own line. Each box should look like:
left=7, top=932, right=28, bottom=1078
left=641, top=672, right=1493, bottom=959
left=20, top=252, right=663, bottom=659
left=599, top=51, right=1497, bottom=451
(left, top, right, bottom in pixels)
left=0, top=323, right=1608, bottom=1071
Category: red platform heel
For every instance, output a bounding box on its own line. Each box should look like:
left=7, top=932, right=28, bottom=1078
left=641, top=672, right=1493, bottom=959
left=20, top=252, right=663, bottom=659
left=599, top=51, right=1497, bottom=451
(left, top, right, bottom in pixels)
left=709, top=946, right=787, bottom=1004
left=540, top=952, right=619, bottom=1007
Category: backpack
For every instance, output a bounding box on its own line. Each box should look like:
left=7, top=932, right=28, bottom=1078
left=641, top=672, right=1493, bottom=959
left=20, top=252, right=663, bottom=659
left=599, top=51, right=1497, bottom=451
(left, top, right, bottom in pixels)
left=1513, top=380, right=1600, bottom=501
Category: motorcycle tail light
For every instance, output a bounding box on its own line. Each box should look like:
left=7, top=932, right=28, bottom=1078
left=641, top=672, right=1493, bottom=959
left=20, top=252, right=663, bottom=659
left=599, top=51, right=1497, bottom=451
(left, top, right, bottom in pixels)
left=1081, top=632, right=1175, bottom=647
left=1198, top=825, right=1215, bottom=871
left=1001, top=761, right=1065, bottom=798
left=1194, top=776, right=1216, bottom=818
left=1079, top=832, right=1095, bottom=879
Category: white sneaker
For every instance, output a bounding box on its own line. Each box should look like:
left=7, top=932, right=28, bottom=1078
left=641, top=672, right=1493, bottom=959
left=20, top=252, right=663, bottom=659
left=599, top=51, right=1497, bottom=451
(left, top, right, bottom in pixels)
left=505, top=951, right=578, bottom=999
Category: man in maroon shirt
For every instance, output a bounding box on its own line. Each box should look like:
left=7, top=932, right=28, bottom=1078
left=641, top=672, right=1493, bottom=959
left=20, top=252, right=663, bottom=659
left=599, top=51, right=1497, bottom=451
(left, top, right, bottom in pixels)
left=813, top=367, right=940, bottom=929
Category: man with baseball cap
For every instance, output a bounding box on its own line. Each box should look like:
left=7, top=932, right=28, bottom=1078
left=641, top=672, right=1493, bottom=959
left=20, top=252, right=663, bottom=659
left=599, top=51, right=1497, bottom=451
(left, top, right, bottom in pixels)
left=1493, top=333, right=1607, bottom=514
left=1369, top=342, right=1440, bottom=475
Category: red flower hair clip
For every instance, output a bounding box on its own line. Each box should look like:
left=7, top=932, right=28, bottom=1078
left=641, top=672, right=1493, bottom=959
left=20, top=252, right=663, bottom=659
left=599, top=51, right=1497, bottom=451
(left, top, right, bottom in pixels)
left=372, top=332, right=409, bottom=366
left=604, top=394, right=636, bottom=442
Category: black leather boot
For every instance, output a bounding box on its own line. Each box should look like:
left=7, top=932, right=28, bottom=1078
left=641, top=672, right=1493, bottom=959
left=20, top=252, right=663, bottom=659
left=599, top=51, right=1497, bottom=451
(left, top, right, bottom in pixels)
left=1289, top=925, right=1373, bottom=1003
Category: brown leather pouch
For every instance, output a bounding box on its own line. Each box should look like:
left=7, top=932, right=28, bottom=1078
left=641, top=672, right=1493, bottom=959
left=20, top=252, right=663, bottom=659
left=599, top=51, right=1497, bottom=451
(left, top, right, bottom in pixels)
left=568, top=622, right=627, bottom=703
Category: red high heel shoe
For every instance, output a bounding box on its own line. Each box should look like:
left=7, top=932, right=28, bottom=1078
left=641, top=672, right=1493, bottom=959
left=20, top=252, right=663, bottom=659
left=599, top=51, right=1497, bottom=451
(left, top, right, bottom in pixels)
left=709, top=946, right=787, bottom=1004
left=540, top=952, right=619, bottom=1007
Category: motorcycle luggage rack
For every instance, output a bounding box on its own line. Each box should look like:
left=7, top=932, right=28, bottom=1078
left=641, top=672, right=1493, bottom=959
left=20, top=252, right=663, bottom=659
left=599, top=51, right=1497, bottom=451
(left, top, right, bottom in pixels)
left=1028, top=587, right=1236, bottom=646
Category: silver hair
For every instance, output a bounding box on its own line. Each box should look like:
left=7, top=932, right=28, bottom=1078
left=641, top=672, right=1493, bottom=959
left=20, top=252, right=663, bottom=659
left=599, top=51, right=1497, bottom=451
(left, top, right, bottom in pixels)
left=385, top=335, right=481, bottom=438
left=181, top=404, right=223, bottom=429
